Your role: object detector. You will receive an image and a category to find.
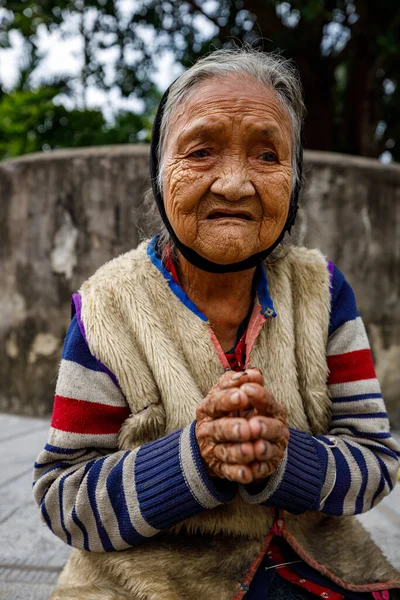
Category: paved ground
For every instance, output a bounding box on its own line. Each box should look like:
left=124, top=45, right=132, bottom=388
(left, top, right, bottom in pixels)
left=0, top=414, right=399, bottom=600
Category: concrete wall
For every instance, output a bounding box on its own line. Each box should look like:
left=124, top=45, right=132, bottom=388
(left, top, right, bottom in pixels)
left=1, top=146, right=399, bottom=425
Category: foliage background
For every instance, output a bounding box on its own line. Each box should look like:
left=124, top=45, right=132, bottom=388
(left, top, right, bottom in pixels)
left=0, top=0, right=398, bottom=162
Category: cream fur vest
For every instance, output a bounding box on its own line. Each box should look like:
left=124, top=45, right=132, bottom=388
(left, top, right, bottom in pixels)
left=53, top=241, right=399, bottom=600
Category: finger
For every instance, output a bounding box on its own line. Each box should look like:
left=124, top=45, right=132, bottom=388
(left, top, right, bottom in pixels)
left=196, top=417, right=252, bottom=443
left=250, top=458, right=283, bottom=479
left=240, top=384, right=285, bottom=420
left=218, top=462, right=254, bottom=484
left=253, top=439, right=284, bottom=462
left=213, top=442, right=256, bottom=464
left=219, top=369, right=264, bottom=391
left=247, top=416, right=290, bottom=442
left=200, top=388, right=251, bottom=419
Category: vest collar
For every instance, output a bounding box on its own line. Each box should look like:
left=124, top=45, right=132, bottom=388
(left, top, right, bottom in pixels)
left=147, top=235, right=277, bottom=320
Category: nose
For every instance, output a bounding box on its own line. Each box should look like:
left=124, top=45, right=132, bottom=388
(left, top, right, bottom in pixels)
left=210, top=161, right=256, bottom=201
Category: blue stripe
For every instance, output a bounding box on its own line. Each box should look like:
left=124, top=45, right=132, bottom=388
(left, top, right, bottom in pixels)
left=373, top=453, right=394, bottom=491
left=359, top=442, right=399, bottom=461
left=62, top=316, right=105, bottom=372
left=86, top=458, right=115, bottom=551
left=135, top=428, right=208, bottom=530
left=346, top=427, right=392, bottom=439
left=71, top=459, right=96, bottom=551
left=331, top=412, right=388, bottom=421
left=72, top=507, right=89, bottom=551
left=106, top=452, right=145, bottom=546
left=41, top=503, right=53, bottom=533
left=35, top=452, right=86, bottom=468
left=39, top=462, right=71, bottom=478
left=370, top=473, right=385, bottom=509
left=322, top=447, right=351, bottom=515
left=147, top=236, right=208, bottom=322
left=343, top=442, right=368, bottom=513
left=44, top=443, right=83, bottom=455
left=329, top=266, right=359, bottom=337
left=331, top=393, right=382, bottom=403
left=59, top=474, right=72, bottom=546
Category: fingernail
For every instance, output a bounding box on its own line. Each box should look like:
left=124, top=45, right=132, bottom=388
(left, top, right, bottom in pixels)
left=233, top=422, right=241, bottom=439
left=262, top=442, right=269, bottom=456
left=259, top=420, right=267, bottom=435
left=232, top=371, right=246, bottom=381
left=230, top=391, right=240, bottom=405
left=239, top=467, right=246, bottom=480
left=242, top=384, right=257, bottom=396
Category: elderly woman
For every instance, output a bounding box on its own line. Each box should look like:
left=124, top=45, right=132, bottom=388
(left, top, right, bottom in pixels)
left=34, top=48, right=400, bottom=600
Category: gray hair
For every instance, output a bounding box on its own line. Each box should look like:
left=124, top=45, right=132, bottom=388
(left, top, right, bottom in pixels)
left=158, top=46, right=306, bottom=193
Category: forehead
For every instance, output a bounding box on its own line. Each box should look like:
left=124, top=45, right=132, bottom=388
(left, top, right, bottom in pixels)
left=167, top=73, right=293, bottom=143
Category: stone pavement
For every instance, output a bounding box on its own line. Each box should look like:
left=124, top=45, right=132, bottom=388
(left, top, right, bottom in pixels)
left=0, top=414, right=399, bottom=600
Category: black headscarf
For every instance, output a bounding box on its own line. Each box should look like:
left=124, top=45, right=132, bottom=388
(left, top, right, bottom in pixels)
left=149, top=83, right=303, bottom=273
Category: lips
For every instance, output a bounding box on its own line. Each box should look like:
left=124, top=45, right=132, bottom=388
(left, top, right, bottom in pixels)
left=206, top=210, right=253, bottom=221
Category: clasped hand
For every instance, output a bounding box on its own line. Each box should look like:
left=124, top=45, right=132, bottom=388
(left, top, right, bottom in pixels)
left=195, top=369, right=289, bottom=485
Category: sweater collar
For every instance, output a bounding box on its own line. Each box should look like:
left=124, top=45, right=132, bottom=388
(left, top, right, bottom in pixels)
left=147, top=235, right=276, bottom=320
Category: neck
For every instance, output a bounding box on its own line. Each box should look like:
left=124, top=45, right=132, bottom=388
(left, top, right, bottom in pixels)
left=177, top=252, right=256, bottom=351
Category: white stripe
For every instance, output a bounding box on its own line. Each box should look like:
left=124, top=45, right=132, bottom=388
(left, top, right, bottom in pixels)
left=95, top=454, right=132, bottom=551
left=345, top=439, right=389, bottom=512
left=338, top=443, right=363, bottom=514
left=180, top=425, right=221, bottom=509
left=73, top=464, right=104, bottom=551
left=123, top=450, right=159, bottom=538
left=239, top=450, right=288, bottom=504
left=315, top=440, right=336, bottom=508
left=329, top=378, right=381, bottom=399
left=59, top=467, right=92, bottom=550
left=40, top=463, right=80, bottom=545
left=327, top=317, right=370, bottom=356
left=330, top=417, right=390, bottom=437
left=56, top=360, right=126, bottom=407
left=352, top=435, right=400, bottom=456
left=331, top=416, right=389, bottom=434
left=48, top=427, right=119, bottom=449
left=331, top=397, right=385, bottom=415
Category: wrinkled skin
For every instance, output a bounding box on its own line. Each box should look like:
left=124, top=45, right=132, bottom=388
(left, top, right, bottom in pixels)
left=162, top=73, right=293, bottom=265
left=162, top=74, right=293, bottom=482
left=196, top=369, right=289, bottom=484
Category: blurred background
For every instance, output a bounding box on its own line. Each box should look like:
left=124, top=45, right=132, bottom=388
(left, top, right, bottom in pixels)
left=0, top=1, right=399, bottom=423
left=0, top=0, right=399, bottom=162
left=1, top=4, right=400, bottom=598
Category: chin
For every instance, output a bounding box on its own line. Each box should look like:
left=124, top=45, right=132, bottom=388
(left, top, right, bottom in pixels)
left=194, top=233, right=256, bottom=265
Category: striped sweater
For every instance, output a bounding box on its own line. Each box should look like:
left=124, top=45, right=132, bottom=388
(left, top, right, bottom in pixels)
left=32, top=260, right=400, bottom=552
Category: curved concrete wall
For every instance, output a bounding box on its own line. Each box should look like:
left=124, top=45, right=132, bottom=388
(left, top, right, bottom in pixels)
left=1, top=146, right=399, bottom=425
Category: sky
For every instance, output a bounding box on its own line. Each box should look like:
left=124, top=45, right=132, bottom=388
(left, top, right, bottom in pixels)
left=0, top=1, right=214, bottom=120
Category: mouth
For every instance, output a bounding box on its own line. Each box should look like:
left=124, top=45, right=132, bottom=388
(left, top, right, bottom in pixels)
left=206, top=210, right=253, bottom=221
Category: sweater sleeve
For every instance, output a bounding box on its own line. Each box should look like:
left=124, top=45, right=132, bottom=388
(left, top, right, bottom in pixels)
left=240, top=264, right=400, bottom=515
left=32, top=304, right=236, bottom=552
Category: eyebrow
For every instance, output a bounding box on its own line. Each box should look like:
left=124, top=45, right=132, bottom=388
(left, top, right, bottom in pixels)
left=251, top=126, right=282, bottom=139
left=176, top=121, right=223, bottom=146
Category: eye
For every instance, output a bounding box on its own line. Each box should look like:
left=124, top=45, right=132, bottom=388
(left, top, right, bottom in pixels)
left=259, top=151, right=277, bottom=162
left=188, top=148, right=211, bottom=159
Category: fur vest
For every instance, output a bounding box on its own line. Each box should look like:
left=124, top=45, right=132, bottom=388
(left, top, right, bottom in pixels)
left=52, top=241, right=399, bottom=600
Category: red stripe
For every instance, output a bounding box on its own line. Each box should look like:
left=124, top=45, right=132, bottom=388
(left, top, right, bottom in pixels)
left=327, top=349, right=376, bottom=385
left=51, top=395, right=130, bottom=435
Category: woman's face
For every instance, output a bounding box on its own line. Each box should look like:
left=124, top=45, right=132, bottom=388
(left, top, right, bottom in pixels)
left=162, top=74, right=293, bottom=265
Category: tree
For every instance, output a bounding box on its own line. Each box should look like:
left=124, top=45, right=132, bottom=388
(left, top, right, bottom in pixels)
left=0, top=84, right=150, bottom=160
left=0, top=0, right=399, bottom=160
